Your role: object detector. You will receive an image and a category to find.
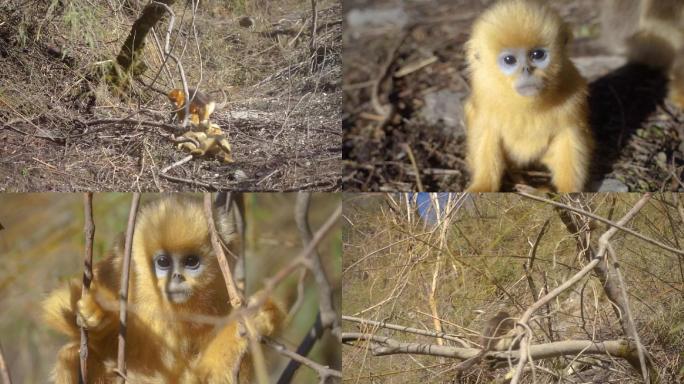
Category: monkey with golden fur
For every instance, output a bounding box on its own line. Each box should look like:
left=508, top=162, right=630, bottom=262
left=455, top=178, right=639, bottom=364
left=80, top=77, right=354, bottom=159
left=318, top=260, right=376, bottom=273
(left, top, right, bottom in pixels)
left=602, top=0, right=684, bottom=108
left=43, top=196, right=283, bottom=383
left=168, top=88, right=217, bottom=127
left=178, top=123, right=234, bottom=163
left=464, top=0, right=593, bottom=192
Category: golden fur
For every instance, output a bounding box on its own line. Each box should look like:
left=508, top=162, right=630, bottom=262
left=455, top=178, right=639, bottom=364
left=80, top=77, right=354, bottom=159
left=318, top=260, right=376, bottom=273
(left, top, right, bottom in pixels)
left=603, top=0, right=684, bottom=108
left=464, top=0, right=593, bottom=192
left=167, top=88, right=217, bottom=126
left=43, top=196, right=282, bottom=383
left=178, top=123, right=234, bottom=163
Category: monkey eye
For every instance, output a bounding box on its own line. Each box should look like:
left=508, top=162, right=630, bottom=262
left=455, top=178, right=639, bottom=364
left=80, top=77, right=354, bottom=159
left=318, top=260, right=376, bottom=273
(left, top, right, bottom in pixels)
left=503, top=55, right=517, bottom=66
left=155, top=254, right=171, bottom=269
left=530, top=49, right=547, bottom=61
left=184, top=255, right=200, bottom=269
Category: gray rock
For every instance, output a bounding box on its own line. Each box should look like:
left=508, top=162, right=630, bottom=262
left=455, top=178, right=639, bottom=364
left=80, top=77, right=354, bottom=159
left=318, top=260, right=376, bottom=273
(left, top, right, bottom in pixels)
left=346, top=5, right=408, bottom=37
left=234, top=170, right=248, bottom=181
left=421, top=89, right=466, bottom=138
left=595, top=178, right=629, bottom=192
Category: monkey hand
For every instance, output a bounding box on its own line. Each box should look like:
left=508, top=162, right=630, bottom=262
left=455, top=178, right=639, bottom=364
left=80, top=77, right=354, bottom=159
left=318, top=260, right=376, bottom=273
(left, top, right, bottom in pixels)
left=247, top=295, right=283, bottom=338
left=76, top=291, right=110, bottom=331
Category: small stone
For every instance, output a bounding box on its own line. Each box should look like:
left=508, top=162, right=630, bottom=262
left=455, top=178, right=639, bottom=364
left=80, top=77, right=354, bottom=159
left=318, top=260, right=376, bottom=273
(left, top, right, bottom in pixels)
left=421, top=89, right=465, bottom=138
left=596, top=178, right=629, bottom=192
left=234, top=170, right=248, bottom=181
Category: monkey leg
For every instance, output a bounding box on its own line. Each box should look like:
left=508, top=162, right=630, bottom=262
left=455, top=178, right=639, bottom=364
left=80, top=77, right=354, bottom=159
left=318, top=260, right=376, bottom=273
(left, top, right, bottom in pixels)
left=542, top=129, right=590, bottom=192
left=668, top=51, right=684, bottom=108
left=216, top=138, right=234, bottom=163
left=53, top=342, right=110, bottom=384
left=466, top=127, right=505, bottom=192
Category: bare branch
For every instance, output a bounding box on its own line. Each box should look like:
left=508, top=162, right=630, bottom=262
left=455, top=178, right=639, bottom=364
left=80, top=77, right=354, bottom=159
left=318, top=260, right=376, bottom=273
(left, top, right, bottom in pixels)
left=266, top=337, right=342, bottom=383
left=343, top=332, right=642, bottom=363
left=517, top=191, right=683, bottom=256
left=510, top=194, right=651, bottom=384
left=117, top=193, right=141, bottom=383
left=295, top=193, right=336, bottom=330
left=79, top=192, right=95, bottom=384
left=204, top=193, right=243, bottom=309
left=342, top=315, right=468, bottom=346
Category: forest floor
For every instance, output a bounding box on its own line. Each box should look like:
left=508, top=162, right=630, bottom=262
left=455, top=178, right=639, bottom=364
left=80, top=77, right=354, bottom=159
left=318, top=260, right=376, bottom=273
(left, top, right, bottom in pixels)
left=343, top=0, right=684, bottom=192
left=0, top=0, right=341, bottom=191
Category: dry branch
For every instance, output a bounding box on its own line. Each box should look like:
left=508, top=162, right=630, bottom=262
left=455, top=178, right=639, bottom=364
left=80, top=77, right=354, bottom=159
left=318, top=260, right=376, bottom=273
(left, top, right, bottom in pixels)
left=510, top=193, right=653, bottom=384
left=79, top=192, right=95, bottom=384
left=204, top=193, right=243, bottom=308
left=517, top=191, right=684, bottom=256
left=275, top=194, right=340, bottom=383
left=117, top=193, right=141, bottom=383
left=295, top=193, right=336, bottom=330
left=343, top=332, right=640, bottom=362
left=342, top=315, right=468, bottom=346
left=266, top=337, right=341, bottom=383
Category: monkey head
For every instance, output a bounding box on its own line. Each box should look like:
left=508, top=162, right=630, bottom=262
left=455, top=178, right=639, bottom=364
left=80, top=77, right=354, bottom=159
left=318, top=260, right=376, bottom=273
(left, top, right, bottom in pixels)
left=467, top=0, right=572, bottom=99
left=131, top=196, right=237, bottom=313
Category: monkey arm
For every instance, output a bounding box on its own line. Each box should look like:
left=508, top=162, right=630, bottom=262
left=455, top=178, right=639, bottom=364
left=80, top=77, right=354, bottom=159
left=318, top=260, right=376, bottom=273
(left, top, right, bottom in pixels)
left=189, top=298, right=284, bottom=384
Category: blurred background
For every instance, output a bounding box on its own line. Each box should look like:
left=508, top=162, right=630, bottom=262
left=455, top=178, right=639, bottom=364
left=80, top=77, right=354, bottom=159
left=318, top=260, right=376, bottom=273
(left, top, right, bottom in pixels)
left=0, top=193, right=341, bottom=383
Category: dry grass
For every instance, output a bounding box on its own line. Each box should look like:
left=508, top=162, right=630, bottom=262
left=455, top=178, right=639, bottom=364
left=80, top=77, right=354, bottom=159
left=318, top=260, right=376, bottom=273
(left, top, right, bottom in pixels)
left=343, top=193, right=684, bottom=383
left=0, top=0, right=341, bottom=191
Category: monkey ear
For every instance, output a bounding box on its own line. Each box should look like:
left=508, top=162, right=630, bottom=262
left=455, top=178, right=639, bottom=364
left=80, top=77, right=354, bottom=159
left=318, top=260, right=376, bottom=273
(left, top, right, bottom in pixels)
left=111, top=233, right=126, bottom=256
left=562, top=24, right=573, bottom=47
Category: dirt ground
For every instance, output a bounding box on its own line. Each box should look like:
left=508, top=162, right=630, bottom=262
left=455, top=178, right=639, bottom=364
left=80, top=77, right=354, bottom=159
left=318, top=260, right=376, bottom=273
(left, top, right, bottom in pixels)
left=0, top=0, right=341, bottom=192
left=342, top=0, right=684, bottom=192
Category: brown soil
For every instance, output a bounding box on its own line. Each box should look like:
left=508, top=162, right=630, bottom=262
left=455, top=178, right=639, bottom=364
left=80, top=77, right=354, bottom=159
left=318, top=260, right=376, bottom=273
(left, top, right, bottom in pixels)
left=342, top=0, right=684, bottom=191
left=0, top=0, right=341, bottom=191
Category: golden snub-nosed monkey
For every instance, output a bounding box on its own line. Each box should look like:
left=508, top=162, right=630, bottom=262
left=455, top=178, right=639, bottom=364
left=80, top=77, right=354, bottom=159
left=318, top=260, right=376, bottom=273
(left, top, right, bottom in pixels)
left=464, top=0, right=593, bottom=192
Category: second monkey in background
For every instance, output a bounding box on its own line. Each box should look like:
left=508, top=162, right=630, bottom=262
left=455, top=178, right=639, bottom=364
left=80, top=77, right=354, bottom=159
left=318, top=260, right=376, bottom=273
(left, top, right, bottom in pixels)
left=464, top=0, right=593, bottom=192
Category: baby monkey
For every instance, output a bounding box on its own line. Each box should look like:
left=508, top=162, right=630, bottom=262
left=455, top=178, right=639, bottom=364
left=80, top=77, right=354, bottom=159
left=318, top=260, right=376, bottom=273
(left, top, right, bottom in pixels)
left=178, top=123, right=234, bottom=163
left=168, top=88, right=216, bottom=127
left=464, top=0, right=593, bottom=192
left=454, top=311, right=519, bottom=374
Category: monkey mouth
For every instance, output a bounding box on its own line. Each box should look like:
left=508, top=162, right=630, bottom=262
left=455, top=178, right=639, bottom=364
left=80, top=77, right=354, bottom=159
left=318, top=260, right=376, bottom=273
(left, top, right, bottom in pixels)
left=515, top=84, right=542, bottom=97
left=166, top=289, right=191, bottom=303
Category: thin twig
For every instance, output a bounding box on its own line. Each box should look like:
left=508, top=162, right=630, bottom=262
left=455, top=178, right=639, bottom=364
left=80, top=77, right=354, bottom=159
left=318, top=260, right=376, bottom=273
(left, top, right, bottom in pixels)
left=117, top=193, right=141, bottom=383
left=510, top=194, right=651, bottom=384
left=79, top=193, right=95, bottom=384
left=517, top=190, right=684, bottom=255
left=266, top=337, right=342, bottom=383
left=204, top=193, right=243, bottom=308
left=214, top=193, right=246, bottom=293
left=401, top=143, right=424, bottom=192
left=342, top=315, right=468, bottom=345
left=607, top=242, right=651, bottom=383
left=295, top=193, right=337, bottom=329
